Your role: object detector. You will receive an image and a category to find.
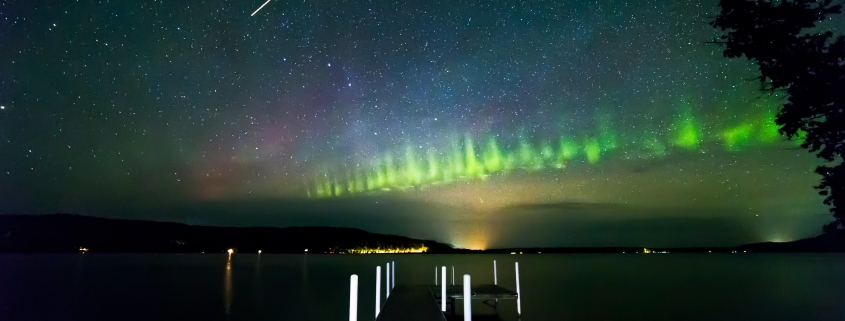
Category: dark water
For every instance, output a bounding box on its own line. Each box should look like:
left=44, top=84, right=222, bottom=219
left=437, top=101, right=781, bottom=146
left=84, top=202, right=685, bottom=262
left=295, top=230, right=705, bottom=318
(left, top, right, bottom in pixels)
left=1, top=253, right=844, bottom=321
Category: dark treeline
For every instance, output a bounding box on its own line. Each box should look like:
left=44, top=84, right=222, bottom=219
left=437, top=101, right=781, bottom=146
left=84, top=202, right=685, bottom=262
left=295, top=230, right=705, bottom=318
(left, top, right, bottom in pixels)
left=2, top=214, right=843, bottom=253
left=0, top=214, right=453, bottom=254
left=483, top=231, right=845, bottom=254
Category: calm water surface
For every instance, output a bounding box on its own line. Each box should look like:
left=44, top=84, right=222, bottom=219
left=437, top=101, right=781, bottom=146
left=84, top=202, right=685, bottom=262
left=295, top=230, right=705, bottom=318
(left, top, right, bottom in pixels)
left=1, top=253, right=844, bottom=321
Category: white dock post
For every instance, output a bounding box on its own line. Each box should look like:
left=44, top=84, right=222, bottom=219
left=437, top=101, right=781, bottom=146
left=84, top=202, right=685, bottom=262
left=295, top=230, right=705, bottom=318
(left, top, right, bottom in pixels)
left=392, top=261, right=395, bottom=289
left=349, top=274, right=358, bottom=321
left=375, top=266, right=381, bottom=318
left=440, top=266, right=446, bottom=312
left=435, top=266, right=438, bottom=286
left=515, top=262, right=521, bottom=316
left=386, top=262, right=391, bottom=298
left=493, top=260, right=499, bottom=304
left=451, top=266, right=455, bottom=285
left=493, top=260, right=497, bottom=285
left=463, top=274, right=471, bottom=321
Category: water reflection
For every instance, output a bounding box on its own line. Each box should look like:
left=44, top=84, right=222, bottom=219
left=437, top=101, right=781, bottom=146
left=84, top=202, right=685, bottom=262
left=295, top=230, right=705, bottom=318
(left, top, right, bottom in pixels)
left=2, top=254, right=842, bottom=321
left=255, top=253, right=262, bottom=276
left=224, top=255, right=232, bottom=316
left=301, top=254, right=313, bottom=297
left=71, top=252, right=86, bottom=305
left=253, top=253, right=263, bottom=306
left=301, top=253, right=309, bottom=283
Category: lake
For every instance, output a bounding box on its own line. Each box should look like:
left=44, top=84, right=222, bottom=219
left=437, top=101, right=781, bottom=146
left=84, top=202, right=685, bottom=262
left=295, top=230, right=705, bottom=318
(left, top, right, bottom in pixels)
left=1, top=253, right=843, bottom=321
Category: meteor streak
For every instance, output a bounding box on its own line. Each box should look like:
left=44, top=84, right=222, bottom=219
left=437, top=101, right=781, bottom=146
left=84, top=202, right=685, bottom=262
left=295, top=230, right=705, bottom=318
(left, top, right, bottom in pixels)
left=251, top=0, right=271, bottom=16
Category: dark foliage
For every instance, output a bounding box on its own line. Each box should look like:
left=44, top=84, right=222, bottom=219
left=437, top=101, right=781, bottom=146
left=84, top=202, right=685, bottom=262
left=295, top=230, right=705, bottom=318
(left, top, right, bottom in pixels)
left=0, top=214, right=454, bottom=253
left=711, top=0, right=845, bottom=231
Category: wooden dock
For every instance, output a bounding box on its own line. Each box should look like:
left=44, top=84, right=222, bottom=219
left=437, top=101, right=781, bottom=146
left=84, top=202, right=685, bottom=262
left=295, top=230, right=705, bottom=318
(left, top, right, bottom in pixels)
left=350, top=261, right=521, bottom=321
left=374, top=284, right=518, bottom=321
left=429, top=284, right=518, bottom=300
left=429, top=284, right=518, bottom=315
left=376, top=285, right=446, bottom=321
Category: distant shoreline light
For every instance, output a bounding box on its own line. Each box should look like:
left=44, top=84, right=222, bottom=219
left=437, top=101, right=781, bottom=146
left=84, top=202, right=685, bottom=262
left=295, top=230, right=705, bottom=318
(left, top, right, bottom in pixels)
left=346, top=246, right=428, bottom=254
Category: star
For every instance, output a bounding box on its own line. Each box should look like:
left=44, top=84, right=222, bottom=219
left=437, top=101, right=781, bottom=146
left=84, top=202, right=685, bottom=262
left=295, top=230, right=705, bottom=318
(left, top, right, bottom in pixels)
left=0, top=0, right=830, bottom=249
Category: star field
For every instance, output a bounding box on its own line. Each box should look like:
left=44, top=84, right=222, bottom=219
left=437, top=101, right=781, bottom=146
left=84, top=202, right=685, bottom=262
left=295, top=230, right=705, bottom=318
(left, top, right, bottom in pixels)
left=1, top=0, right=840, bottom=248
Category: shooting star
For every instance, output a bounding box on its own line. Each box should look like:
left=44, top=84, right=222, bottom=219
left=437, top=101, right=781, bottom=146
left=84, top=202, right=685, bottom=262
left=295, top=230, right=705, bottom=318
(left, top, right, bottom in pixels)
left=251, top=0, right=272, bottom=16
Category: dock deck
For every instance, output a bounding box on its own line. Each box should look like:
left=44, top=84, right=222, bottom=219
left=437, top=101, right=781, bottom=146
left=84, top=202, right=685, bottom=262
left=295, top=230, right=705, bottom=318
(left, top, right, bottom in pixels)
left=376, top=285, right=447, bottom=321
left=429, top=284, right=518, bottom=300
left=375, top=284, right=518, bottom=321
left=428, top=284, right=518, bottom=315
left=352, top=261, right=521, bottom=321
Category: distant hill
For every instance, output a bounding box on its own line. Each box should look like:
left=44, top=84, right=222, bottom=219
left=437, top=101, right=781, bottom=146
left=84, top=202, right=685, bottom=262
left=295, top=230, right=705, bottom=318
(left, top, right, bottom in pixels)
left=0, top=214, right=454, bottom=254
left=737, top=231, right=845, bottom=252
left=2, top=214, right=842, bottom=254
left=482, top=232, right=845, bottom=254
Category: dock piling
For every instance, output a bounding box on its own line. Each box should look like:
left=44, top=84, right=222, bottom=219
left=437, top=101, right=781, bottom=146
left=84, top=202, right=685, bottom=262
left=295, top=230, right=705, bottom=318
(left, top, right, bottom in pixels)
left=352, top=261, right=520, bottom=321
left=440, top=266, right=446, bottom=312
left=463, top=274, right=471, bottom=321
left=515, top=262, right=521, bottom=316
left=376, top=266, right=382, bottom=318
left=435, top=266, right=438, bottom=286
left=494, top=260, right=499, bottom=304
left=349, top=274, right=358, bottom=321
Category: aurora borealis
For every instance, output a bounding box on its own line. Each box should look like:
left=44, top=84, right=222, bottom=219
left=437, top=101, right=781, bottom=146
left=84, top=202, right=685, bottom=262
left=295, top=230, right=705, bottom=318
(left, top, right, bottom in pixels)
left=307, top=107, right=786, bottom=198
left=1, top=0, right=841, bottom=248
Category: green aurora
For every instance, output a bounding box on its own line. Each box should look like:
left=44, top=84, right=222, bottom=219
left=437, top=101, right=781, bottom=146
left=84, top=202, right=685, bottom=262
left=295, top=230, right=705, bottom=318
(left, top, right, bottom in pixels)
left=309, top=106, right=797, bottom=198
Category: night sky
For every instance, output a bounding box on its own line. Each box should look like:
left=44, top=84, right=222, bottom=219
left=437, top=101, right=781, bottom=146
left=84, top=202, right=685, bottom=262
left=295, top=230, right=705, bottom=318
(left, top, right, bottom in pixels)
left=1, top=0, right=840, bottom=249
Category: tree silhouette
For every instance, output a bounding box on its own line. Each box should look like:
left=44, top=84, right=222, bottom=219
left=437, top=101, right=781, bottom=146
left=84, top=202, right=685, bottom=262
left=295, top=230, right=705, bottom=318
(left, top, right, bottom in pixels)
left=711, top=0, right=845, bottom=232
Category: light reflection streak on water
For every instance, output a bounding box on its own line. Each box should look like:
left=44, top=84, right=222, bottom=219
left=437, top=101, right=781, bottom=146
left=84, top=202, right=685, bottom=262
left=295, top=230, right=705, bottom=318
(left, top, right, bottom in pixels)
left=225, top=256, right=232, bottom=315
